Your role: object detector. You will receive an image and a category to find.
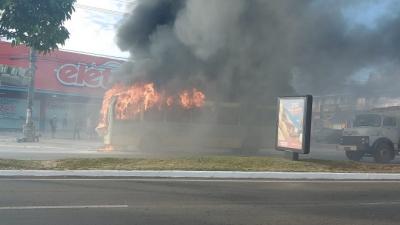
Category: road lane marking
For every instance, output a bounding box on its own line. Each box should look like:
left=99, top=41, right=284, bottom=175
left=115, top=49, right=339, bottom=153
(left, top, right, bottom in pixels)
left=0, top=202, right=397, bottom=210
left=0, top=205, right=128, bottom=210
left=361, top=201, right=400, bottom=206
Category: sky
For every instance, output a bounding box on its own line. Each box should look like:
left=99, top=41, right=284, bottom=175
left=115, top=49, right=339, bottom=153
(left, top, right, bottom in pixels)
left=62, top=0, right=134, bottom=59
left=342, top=0, right=397, bottom=30
left=341, top=0, right=397, bottom=84
left=62, top=0, right=394, bottom=62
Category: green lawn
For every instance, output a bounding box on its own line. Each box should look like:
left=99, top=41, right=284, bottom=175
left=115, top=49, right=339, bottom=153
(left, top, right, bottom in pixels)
left=1, top=156, right=400, bottom=172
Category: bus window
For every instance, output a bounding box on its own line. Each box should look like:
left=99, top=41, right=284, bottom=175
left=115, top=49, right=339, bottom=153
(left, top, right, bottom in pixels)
left=240, top=106, right=274, bottom=127
left=143, top=108, right=163, bottom=122
left=255, top=107, right=271, bottom=126
left=190, top=106, right=216, bottom=124
left=217, top=106, right=240, bottom=125
left=165, top=107, right=191, bottom=123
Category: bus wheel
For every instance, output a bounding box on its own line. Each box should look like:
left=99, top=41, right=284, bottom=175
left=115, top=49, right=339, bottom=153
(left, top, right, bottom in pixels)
left=373, top=143, right=394, bottom=163
left=345, top=151, right=364, bottom=161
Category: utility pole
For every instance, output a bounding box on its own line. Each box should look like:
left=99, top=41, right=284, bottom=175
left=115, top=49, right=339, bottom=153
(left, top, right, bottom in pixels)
left=21, top=48, right=37, bottom=142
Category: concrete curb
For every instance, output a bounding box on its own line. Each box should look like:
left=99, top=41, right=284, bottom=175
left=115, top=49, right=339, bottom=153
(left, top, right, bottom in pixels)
left=1, top=170, right=400, bottom=180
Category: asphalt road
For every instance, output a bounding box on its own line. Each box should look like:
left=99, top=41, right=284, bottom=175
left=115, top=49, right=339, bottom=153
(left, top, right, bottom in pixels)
left=1, top=178, right=400, bottom=225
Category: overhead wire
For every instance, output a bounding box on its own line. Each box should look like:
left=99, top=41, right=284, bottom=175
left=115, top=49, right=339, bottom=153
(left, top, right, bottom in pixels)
left=1, top=2, right=133, bottom=60
left=75, top=4, right=127, bottom=16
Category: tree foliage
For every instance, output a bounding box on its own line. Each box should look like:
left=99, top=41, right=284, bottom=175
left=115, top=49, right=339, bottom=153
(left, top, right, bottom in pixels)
left=0, top=0, right=76, bottom=53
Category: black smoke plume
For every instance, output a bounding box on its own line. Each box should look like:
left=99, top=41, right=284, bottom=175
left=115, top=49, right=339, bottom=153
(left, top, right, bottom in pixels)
left=116, top=0, right=400, bottom=101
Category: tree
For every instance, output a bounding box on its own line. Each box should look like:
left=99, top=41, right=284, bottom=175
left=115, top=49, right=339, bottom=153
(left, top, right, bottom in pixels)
left=0, top=0, right=76, bottom=141
left=0, top=0, right=75, bottom=52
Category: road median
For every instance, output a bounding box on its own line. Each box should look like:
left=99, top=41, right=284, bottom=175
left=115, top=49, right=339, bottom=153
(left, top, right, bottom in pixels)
left=1, top=156, right=400, bottom=173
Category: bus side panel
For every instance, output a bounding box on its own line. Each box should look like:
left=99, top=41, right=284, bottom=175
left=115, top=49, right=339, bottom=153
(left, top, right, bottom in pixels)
left=106, top=120, right=275, bottom=149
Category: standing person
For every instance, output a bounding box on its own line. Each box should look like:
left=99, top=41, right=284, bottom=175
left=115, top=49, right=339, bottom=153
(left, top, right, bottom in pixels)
left=62, top=113, right=68, bottom=129
left=73, top=116, right=81, bottom=140
left=86, top=115, right=94, bottom=139
left=49, top=115, right=57, bottom=138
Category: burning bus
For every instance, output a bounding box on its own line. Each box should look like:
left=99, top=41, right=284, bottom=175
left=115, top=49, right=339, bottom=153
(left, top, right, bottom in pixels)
left=96, top=82, right=274, bottom=152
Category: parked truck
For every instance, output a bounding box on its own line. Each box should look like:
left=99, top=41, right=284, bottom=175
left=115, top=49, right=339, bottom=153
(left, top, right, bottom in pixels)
left=337, top=106, right=400, bottom=163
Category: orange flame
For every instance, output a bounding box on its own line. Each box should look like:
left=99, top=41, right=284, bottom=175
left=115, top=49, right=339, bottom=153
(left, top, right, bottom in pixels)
left=166, top=96, right=174, bottom=107
left=179, top=88, right=205, bottom=109
left=179, top=90, right=191, bottom=109
left=96, top=82, right=206, bottom=135
left=98, top=144, right=114, bottom=152
left=96, top=83, right=126, bottom=135
left=193, top=88, right=206, bottom=107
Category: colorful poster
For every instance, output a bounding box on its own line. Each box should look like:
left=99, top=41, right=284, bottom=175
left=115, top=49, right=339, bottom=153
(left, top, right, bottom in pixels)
left=277, top=98, right=305, bottom=150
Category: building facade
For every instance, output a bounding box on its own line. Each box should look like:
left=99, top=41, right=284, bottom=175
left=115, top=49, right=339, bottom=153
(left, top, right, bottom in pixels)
left=0, top=41, right=123, bottom=132
left=313, top=94, right=400, bottom=129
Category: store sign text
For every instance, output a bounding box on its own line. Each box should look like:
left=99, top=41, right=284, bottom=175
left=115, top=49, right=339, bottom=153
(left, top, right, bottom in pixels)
left=55, top=62, right=121, bottom=89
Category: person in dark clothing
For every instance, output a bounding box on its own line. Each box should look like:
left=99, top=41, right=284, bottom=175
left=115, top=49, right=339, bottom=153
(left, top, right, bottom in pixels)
left=49, top=116, right=57, bottom=138
left=62, top=114, right=68, bottom=129
left=73, top=117, right=81, bottom=140
left=86, top=116, right=95, bottom=139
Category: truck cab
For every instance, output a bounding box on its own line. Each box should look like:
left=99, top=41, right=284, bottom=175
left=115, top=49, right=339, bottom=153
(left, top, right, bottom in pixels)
left=337, top=113, right=400, bottom=163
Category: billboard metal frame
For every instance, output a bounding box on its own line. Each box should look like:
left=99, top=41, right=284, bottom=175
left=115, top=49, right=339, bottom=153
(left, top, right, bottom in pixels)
left=275, top=95, right=313, bottom=154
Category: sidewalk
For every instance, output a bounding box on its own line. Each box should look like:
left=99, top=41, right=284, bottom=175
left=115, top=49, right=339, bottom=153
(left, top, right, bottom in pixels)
left=1, top=170, right=400, bottom=180
left=0, top=130, right=102, bottom=145
left=0, top=131, right=103, bottom=157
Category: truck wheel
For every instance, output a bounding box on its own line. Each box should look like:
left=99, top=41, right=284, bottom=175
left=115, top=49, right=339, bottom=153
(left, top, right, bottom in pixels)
left=373, top=143, right=394, bottom=163
left=345, top=151, right=364, bottom=161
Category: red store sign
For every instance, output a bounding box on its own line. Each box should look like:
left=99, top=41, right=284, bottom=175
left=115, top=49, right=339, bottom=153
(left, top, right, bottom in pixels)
left=55, top=61, right=120, bottom=89
left=0, top=41, right=123, bottom=97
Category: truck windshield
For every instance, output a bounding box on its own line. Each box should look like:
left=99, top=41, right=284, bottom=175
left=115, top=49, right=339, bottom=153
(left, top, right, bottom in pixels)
left=353, top=114, right=381, bottom=127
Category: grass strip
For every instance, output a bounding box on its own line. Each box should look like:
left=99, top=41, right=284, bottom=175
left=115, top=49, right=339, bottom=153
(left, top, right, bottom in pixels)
left=1, top=156, right=400, bottom=172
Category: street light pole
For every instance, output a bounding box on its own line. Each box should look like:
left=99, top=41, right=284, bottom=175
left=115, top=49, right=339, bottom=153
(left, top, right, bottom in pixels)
left=21, top=47, right=37, bottom=142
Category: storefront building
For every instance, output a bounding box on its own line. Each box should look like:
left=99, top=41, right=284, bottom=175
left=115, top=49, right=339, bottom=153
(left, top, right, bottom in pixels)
left=0, top=41, right=123, bottom=132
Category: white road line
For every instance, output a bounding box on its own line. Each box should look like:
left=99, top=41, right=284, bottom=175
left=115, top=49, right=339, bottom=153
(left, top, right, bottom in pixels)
left=361, top=201, right=400, bottom=206
left=3, top=170, right=400, bottom=179
left=1, top=178, right=400, bottom=183
left=0, top=205, right=128, bottom=210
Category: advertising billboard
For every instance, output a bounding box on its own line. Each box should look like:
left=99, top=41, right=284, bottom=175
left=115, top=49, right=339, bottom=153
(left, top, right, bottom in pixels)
left=275, top=95, right=312, bottom=154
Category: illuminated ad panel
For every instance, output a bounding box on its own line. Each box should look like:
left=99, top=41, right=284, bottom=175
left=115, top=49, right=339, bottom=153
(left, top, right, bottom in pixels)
left=275, top=95, right=312, bottom=154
